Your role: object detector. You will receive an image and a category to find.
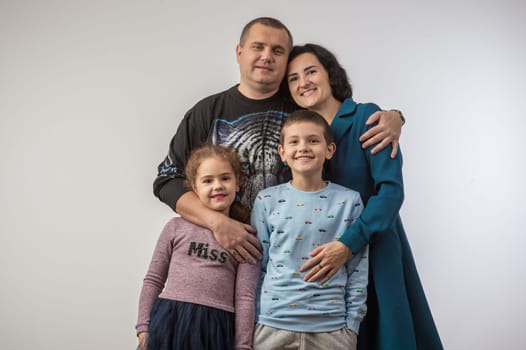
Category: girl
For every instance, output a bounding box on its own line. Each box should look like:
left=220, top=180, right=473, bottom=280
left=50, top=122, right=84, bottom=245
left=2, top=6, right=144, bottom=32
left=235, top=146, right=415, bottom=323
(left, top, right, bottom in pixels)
left=136, top=144, right=259, bottom=350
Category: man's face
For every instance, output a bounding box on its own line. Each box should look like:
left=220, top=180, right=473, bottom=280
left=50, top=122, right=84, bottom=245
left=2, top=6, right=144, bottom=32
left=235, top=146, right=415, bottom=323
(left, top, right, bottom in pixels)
left=236, top=23, right=290, bottom=96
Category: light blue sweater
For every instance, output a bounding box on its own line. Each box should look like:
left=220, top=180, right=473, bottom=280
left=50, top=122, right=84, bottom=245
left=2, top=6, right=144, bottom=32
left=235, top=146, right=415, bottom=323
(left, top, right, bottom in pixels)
left=251, top=182, right=368, bottom=334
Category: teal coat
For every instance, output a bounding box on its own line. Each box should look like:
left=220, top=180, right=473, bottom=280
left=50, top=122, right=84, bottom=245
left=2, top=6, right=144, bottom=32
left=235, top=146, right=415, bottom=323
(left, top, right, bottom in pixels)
left=327, top=99, right=442, bottom=350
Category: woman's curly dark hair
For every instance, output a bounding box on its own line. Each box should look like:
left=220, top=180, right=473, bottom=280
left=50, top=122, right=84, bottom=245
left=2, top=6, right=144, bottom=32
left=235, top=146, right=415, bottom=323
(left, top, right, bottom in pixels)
left=282, top=43, right=353, bottom=102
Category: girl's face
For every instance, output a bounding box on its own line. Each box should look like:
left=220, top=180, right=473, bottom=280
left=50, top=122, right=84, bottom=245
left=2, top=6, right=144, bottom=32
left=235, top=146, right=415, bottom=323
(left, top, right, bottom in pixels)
left=192, top=156, right=239, bottom=216
left=287, top=53, right=333, bottom=110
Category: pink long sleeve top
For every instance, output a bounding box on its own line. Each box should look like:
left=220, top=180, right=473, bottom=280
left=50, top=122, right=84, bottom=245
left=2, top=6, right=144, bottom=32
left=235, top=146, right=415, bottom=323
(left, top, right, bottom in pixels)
left=136, top=217, right=259, bottom=349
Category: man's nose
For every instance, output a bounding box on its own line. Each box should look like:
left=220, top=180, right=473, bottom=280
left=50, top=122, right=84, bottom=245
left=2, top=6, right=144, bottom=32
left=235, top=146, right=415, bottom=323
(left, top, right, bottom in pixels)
left=260, top=47, right=274, bottom=62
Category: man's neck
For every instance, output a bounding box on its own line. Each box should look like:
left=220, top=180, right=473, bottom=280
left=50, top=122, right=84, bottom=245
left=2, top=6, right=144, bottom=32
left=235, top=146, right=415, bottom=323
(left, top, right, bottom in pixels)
left=237, top=83, right=279, bottom=100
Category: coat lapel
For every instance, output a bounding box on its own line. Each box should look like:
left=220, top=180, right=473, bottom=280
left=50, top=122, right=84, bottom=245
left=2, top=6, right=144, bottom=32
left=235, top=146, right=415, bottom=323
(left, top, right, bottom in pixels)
left=331, top=99, right=358, bottom=143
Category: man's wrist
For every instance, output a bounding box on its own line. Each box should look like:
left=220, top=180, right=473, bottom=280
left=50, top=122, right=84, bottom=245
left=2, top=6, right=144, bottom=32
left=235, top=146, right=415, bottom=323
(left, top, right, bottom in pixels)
left=390, top=109, right=405, bottom=125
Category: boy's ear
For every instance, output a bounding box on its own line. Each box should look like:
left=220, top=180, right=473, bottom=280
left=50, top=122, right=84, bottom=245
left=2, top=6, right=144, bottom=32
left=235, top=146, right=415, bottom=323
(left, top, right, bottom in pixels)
left=278, top=144, right=287, bottom=161
left=325, top=142, right=336, bottom=160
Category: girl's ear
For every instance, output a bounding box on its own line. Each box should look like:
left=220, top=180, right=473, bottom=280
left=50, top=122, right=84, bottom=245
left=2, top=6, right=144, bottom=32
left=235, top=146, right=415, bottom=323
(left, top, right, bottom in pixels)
left=325, top=142, right=336, bottom=160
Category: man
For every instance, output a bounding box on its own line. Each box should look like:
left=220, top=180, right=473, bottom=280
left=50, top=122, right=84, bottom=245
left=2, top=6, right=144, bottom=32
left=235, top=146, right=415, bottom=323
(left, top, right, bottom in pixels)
left=153, top=17, right=403, bottom=263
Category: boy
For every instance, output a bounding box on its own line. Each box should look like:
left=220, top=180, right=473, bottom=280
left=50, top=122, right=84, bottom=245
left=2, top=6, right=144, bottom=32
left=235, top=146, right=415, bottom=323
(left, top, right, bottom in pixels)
left=251, top=110, right=368, bottom=350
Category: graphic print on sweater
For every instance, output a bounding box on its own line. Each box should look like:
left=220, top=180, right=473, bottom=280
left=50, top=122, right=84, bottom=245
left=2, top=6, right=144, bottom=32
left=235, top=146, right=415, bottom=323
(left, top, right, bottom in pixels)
left=212, top=111, right=288, bottom=207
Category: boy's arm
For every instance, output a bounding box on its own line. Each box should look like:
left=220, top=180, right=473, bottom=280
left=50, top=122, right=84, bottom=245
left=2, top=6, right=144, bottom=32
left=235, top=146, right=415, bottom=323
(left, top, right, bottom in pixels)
left=250, top=196, right=271, bottom=318
left=359, top=109, right=404, bottom=158
left=344, top=244, right=369, bottom=334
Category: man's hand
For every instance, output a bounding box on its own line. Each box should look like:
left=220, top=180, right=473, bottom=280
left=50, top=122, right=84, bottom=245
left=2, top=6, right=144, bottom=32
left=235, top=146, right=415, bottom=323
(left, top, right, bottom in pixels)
left=300, top=241, right=352, bottom=285
left=210, top=214, right=261, bottom=264
left=176, top=191, right=262, bottom=264
left=359, top=109, right=403, bottom=158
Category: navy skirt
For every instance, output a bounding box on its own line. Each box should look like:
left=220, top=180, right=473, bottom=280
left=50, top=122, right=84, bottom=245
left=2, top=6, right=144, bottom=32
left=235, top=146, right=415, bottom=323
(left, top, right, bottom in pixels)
left=147, top=298, right=235, bottom=350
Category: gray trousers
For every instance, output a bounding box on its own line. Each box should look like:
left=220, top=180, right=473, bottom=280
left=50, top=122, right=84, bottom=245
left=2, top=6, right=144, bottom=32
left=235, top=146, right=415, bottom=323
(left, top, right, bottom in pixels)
left=253, top=323, right=357, bottom=350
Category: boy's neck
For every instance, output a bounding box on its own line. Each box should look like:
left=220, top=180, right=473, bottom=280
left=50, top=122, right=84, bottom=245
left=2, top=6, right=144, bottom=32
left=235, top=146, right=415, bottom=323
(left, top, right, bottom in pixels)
left=290, top=175, right=327, bottom=192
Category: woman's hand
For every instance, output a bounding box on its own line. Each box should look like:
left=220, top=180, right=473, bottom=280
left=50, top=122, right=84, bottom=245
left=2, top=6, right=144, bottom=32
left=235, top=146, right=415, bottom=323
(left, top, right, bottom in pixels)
left=359, top=109, right=403, bottom=158
left=300, top=241, right=352, bottom=285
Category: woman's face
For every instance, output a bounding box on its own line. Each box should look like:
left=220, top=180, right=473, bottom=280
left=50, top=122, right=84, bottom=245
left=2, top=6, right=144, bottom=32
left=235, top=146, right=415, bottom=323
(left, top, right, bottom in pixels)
left=287, top=53, right=333, bottom=110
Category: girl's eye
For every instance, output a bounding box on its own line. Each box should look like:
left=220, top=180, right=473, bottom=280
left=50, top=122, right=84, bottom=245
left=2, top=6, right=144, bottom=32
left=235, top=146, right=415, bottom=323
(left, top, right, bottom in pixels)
left=288, top=76, right=297, bottom=83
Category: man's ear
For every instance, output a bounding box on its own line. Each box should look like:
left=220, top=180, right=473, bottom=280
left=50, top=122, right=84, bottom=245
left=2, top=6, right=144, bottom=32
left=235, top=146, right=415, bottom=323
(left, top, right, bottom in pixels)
left=235, top=44, right=242, bottom=63
left=326, top=142, right=336, bottom=160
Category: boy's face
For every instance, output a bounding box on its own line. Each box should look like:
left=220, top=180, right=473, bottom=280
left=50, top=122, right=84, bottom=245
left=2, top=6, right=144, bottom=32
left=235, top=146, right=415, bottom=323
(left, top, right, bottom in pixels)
left=278, top=121, right=336, bottom=179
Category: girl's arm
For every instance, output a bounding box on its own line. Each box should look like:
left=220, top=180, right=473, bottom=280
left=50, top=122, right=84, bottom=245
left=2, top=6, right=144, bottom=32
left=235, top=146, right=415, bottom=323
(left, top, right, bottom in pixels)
left=234, top=260, right=260, bottom=349
left=135, top=220, right=175, bottom=335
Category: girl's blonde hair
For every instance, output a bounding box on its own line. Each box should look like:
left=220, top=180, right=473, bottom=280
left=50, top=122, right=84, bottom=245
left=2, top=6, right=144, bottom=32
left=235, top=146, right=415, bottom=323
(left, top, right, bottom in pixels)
left=184, top=144, right=250, bottom=223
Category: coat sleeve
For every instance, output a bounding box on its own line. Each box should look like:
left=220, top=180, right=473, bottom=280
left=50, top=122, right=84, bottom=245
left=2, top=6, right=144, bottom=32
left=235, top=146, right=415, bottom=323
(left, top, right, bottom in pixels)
left=153, top=103, right=212, bottom=211
left=338, top=103, right=405, bottom=255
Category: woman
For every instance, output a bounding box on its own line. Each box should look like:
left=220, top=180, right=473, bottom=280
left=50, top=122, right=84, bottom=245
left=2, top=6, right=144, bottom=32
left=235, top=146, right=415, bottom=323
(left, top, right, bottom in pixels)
left=285, top=44, right=442, bottom=350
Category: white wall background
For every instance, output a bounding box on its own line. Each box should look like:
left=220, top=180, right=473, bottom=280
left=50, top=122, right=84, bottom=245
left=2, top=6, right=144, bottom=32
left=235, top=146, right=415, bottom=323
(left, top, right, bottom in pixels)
left=1, top=0, right=525, bottom=349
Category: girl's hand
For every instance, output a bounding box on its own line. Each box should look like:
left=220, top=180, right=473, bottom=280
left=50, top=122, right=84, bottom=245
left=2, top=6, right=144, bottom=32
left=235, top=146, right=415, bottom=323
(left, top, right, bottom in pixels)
left=300, top=241, right=352, bottom=285
left=137, top=332, right=148, bottom=350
